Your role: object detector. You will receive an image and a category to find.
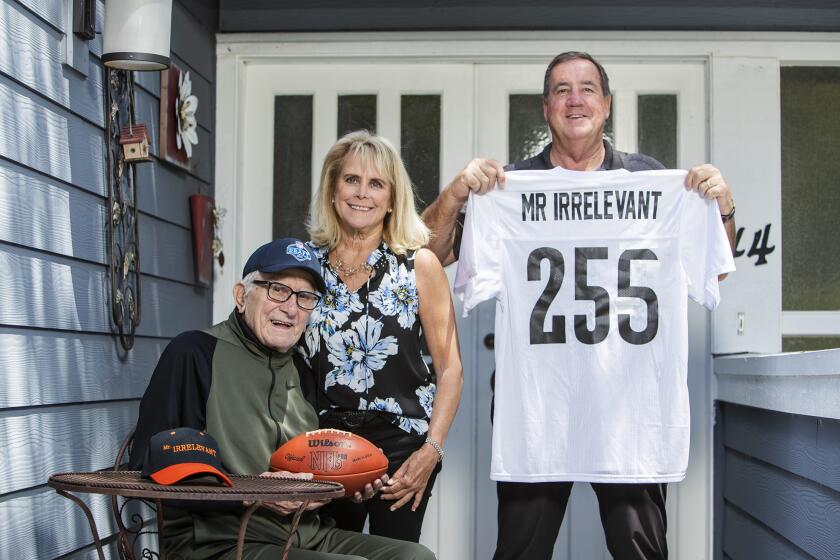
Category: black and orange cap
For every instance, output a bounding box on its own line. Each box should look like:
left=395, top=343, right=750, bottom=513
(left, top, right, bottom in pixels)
left=141, top=427, right=233, bottom=487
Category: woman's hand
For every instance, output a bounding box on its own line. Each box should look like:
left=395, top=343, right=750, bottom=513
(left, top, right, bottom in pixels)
left=380, top=444, right=439, bottom=511
left=393, top=247, right=462, bottom=511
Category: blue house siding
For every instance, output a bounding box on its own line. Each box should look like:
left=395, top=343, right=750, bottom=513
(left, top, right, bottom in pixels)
left=715, top=402, right=840, bottom=560
left=0, top=0, right=217, bottom=557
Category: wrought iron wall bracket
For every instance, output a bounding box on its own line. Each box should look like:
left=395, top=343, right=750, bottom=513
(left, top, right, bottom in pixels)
left=106, top=70, right=142, bottom=351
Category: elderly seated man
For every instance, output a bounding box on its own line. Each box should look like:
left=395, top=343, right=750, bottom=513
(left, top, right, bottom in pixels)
left=128, top=237, right=435, bottom=560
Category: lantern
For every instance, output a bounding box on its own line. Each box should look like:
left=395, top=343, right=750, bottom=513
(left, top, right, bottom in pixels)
left=102, top=0, right=172, bottom=71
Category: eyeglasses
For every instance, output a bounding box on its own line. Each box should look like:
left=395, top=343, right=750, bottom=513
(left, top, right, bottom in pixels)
left=251, top=280, right=321, bottom=310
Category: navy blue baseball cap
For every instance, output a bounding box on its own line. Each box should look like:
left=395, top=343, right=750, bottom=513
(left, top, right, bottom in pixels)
left=242, top=238, right=326, bottom=293
left=142, top=427, right=233, bottom=487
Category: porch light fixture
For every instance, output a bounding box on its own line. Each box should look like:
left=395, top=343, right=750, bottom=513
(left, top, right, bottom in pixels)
left=102, top=0, right=172, bottom=71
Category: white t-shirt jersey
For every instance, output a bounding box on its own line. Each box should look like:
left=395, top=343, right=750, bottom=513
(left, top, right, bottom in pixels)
left=454, top=167, right=735, bottom=483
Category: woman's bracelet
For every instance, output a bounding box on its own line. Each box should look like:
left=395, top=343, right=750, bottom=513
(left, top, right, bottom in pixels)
left=424, top=438, right=444, bottom=462
left=721, top=205, right=736, bottom=223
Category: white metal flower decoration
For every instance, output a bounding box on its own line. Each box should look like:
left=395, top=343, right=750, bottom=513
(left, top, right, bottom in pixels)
left=175, top=71, right=199, bottom=158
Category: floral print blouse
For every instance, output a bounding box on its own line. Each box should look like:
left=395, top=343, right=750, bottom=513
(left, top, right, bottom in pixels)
left=299, top=241, right=435, bottom=435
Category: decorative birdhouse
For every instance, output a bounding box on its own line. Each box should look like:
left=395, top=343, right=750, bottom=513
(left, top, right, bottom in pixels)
left=119, top=123, right=151, bottom=162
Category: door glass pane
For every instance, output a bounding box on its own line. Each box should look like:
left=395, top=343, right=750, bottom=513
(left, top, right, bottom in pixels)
left=401, top=95, right=440, bottom=211
left=508, top=94, right=615, bottom=163
left=782, top=336, right=840, bottom=352
left=781, top=67, right=840, bottom=311
left=509, top=94, right=549, bottom=163
left=338, top=94, right=377, bottom=137
left=273, top=95, right=313, bottom=241
left=637, top=94, right=677, bottom=168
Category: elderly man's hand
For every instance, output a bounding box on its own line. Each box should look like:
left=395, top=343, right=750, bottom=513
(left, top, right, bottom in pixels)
left=449, top=158, right=506, bottom=203
left=685, top=164, right=735, bottom=214
left=248, top=471, right=331, bottom=515
left=348, top=474, right=389, bottom=503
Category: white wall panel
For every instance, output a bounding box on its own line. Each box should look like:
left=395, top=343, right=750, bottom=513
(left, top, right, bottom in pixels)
left=710, top=56, right=782, bottom=354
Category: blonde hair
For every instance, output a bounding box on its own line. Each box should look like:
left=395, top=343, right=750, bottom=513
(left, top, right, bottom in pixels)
left=308, top=130, right=430, bottom=254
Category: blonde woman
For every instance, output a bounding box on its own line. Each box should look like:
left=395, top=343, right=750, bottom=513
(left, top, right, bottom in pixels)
left=300, top=130, right=462, bottom=542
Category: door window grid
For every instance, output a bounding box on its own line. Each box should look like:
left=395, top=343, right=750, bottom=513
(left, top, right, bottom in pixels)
left=273, top=95, right=313, bottom=241
left=780, top=66, right=840, bottom=351
left=638, top=94, right=677, bottom=169
left=401, top=95, right=441, bottom=211
left=338, top=94, right=377, bottom=137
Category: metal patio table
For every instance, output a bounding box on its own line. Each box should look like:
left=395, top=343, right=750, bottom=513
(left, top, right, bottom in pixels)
left=49, top=470, right=344, bottom=560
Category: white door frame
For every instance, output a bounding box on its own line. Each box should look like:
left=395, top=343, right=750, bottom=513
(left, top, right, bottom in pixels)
left=214, top=30, right=840, bottom=558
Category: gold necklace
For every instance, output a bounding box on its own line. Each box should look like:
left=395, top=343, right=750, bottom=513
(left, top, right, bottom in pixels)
left=331, top=257, right=372, bottom=278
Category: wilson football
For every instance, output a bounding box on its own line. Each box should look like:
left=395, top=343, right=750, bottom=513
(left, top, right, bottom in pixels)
left=270, top=428, right=388, bottom=496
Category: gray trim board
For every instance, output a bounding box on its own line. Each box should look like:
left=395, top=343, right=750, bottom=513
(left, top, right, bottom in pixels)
left=716, top=349, right=840, bottom=376
left=716, top=351, right=840, bottom=420
left=219, top=2, right=840, bottom=33
left=716, top=374, right=840, bottom=421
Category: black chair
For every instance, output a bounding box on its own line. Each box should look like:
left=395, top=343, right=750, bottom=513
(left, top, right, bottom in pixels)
left=111, top=428, right=162, bottom=559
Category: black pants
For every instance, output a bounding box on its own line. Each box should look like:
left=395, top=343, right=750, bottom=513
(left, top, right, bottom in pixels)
left=319, top=411, right=441, bottom=543
left=493, top=481, right=668, bottom=560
